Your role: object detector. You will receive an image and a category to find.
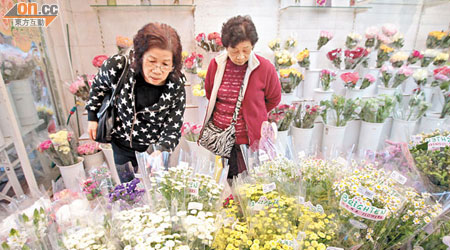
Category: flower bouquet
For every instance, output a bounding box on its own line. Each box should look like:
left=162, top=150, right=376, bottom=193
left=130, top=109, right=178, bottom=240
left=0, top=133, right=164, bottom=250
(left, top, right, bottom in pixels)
left=293, top=103, right=321, bottom=129
left=319, top=69, right=336, bottom=91
left=77, top=142, right=100, bottom=156
left=391, top=33, right=405, bottom=49
left=92, top=55, right=108, bottom=68
left=365, top=26, right=378, bottom=48
left=0, top=45, right=35, bottom=83
left=359, top=95, right=395, bottom=123
left=407, top=50, right=423, bottom=65
left=421, top=49, right=439, bottom=67
left=268, top=38, right=281, bottom=51
left=61, top=225, right=115, bottom=250
left=360, top=73, right=376, bottom=90
left=279, top=68, right=303, bottom=93
left=196, top=32, right=224, bottom=52
left=317, top=30, right=333, bottom=50
left=390, top=51, right=408, bottom=68
left=68, top=74, right=95, bottom=102
left=340, top=71, right=360, bottom=89
left=377, top=44, right=394, bottom=68
left=327, top=48, right=342, bottom=69
left=183, top=52, right=204, bottom=74
left=393, top=91, right=430, bottom=121
left=268, top=104, right=296, bottom=131
left=192, top=69, right=206, bottom=97
left=274, top=49, right=296, bottom=69
left=433, top=52, right=449, bottom=66
left=441, top=32, right=450, bottom=49
left=284, top=36, right=297, bottom=50
left=296, top=48, right=310, bottom=69
left=181, top=122, right=202, bottom=142
left=37, top=130, right=80, bottom=166
left=116, top=35, right=133, bottom=54
left=320, top=94, right=360, bottom=127
left=391, top=65, right=414, bottom=89
left=380, top=64, right=395, bottom=88
left=413, top=68, right=429, bottom=87
left=382, top=23, right=398, bottom=37
left=344, top=47, right=369, bottom=69
left=345, top=32, right=362, bottom=49
left=426, top=31, right=447, bottom=49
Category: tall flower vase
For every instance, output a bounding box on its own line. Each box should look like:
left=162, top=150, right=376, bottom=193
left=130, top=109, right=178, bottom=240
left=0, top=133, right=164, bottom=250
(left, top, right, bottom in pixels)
left=431, top=86, right=444, bottom=113
left=380, top=117, right=393, bottom=148
left=390, top=118, right=417, bottom=143
left=281, top=92, right=300, bottom=105
left=82, top=151, right=105, bottom=173
left=7, top=77, right=39, bottom=126
left=308, top=50, right=320, bottom=69
left=57, top=158, right=86, bottom=192
left=334, top=70, right=352, bottom=96
left=313, top=88, right=334, bottom=103
left=99, top=144, right=120, bottom=185
left=291, top=125, right=314, bottom=155
left=343, top=120, right=361, bottom=152
left=302, top=70, right=321, bottom=99
left=358, top=121, right=384, bottom=153
left=419, top=114, right=447, bottom=134
left=322, top=124, right=346, bottom=156
left=186, top=139, right=215, bottom=161
left=423, top=86, right=434, bottom=105
left=377, top=86, right=397, bottom=96
left=277, top=129, right=290, bottom=145
left=345, top=88, right=366, bottom=100
left=367, top=52, right=377, bottom=69
left=197, top=97, right=208, bottom=123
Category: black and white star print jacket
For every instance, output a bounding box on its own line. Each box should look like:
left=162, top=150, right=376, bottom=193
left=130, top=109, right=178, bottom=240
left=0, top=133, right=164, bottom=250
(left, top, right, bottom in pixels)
left=86, top=53, right=186, bottom=152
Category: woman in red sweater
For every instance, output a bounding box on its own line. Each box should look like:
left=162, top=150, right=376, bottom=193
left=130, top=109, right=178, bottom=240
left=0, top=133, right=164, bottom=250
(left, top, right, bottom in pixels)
left=201, top=15, right=281, bottom=179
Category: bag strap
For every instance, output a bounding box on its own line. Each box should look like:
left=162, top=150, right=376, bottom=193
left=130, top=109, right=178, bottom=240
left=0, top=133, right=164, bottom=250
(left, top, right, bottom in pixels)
left=230, top=79, right=246, bottom=126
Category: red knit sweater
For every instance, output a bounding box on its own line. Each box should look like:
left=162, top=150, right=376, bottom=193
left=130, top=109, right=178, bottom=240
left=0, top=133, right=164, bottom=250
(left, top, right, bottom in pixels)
left=212, top=58, right=248, bottom=145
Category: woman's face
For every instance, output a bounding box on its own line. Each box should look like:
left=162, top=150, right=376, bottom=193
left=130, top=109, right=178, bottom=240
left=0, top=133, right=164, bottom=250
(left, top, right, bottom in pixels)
left=227, top=40, right=253, bottom=65
left=142, top=48, right=173, bottom=86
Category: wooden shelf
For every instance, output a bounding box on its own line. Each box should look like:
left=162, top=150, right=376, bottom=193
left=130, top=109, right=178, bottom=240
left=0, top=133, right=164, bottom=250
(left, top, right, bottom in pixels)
left=91, top=4, right=195, bottom=9
left=280, top=5, right=371, bottom=10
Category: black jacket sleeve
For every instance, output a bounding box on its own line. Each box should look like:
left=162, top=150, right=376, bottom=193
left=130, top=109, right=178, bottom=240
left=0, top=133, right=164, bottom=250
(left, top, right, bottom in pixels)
left=86, top=54, right=126, bottom=121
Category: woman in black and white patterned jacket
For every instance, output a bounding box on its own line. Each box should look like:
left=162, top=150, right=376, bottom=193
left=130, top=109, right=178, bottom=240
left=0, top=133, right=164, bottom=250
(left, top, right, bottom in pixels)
left=86, top=22, right=186, bottom=179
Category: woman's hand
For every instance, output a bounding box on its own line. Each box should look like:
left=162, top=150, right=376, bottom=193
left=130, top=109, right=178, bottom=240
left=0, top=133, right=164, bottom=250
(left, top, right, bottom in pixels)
left=88, top=121, right=98, bottom=141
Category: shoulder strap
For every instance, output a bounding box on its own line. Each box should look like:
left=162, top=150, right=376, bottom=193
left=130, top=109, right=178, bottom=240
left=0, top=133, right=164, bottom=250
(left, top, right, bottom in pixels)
left=108, top=55, right=129, bottom=105
left=230, top=79, right=246, bottom=126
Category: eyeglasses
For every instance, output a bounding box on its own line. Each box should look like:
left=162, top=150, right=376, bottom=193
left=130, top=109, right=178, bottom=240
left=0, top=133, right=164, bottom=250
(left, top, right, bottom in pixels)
left=144, top=61, right=173, bottom=73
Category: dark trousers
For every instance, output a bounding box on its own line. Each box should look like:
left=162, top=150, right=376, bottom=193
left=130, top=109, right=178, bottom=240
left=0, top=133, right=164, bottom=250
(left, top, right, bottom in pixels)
left=227, top=144, right=247, bottom=179
left=111, top=141, right=139, bottom=183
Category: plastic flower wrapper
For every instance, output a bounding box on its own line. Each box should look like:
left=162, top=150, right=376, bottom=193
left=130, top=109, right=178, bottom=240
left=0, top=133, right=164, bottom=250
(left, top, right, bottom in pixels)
left=183, top=51, right=203, bottom=74
left=426, top=31, right=446, bottom=49
left=412, top=207, right=450, bottom=250
left=391, top=33, right=405, bottom=49
left=274, top=49, right=296, bottom=69
left=268, top=38, right=281, bottom=51
left=320, top=94, right=360, bottom=127
left=196, top=32, right=224, bottom=52
left=391, top=65, right=414, bottom=88
left=376, top=44, right=394, bottom=68
left=109, top=178, right=146, bottom=210
left=67, top=74, right=94, bottom=102
left=433, top=52, right=449, bottom=66
left=407, top=50, right=423, bottom=65
left=293, top=102, right=321, bottom=129
left=318, top=69, right=336, bottom=91
left=421, top=49, right=439, bottom=67
left=279, top=68, right=303, bottom=93
left=364, top=26, right=379, bottom=48
left=382, top=23, right=398, bottom=37
left=326, top=48, right=342, bottom=69
left=360, top=73, right=376, bottom=90
left=441, top=32, right=450, bottom=49
left=409, top=130, right=450, bottom=193
left=393, top=91, right=430, bottom=121
left=37, top=129, right=79, bottom=167
left=345, top=32, right=362, bottom=49
left=413, top=68, right=429, bottom=87
left=181, top=122, right=203, bottom=142
left=284, top=36, right=298, bottom=50
left=268, top=104, right=296, bottom=132
left=344, top=47, right=369, bottom=70
left=317, top=30, right=333, bottom=50
left=390, top=51, right=408, bottom=68
left=296, top=48, right=310, bottom=69
left=380, top=64, right=395, bottom=88
left=376, top=33, right=393, bottom=49
left=359, top=95, right=395, bottom=123
left=340, top=71, right=360, bottom=89
left=0, top=44, right=36, bottom=83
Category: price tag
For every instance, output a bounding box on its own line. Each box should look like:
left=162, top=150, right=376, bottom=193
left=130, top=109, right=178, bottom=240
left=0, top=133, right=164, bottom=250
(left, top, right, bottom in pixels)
left=424, top=223, right=434, bottom=234
left=357, top=186, right=375, bottom=200
left=263, top=182, right=276, bottom=193
left=259, top=152, right=270, bottom=162
left=390, top=171, right=407, bottom=185
left=297, top=196, right=305, bottom=204
left=188, top=202, right=203, bottom=211
left=188, top=181, right=199, bottom=196
left=425, top=136, right=450, bottom=150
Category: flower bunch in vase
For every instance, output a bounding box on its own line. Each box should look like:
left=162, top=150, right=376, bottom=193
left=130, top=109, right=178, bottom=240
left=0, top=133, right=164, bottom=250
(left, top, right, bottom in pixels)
left=284, top=36, right=297, bottom=50
left=279, top=68, right=303, bottom=93
left=92, top=55, right=108, bottom=68
left=393, top=91, right=430, bottom=121
left=268, top=38, right=281, bottom=51
left=293, top=103, right=321, bottom=129
left=433, top=52, right=449, bottom=66
left=77, top=142, right=100, bottom=156
left=37, top=130, right=80, bottom=166
left=391, top=33, right=405, bottom=49
left=317, top=30, right=333, bottom=50
left=296, top=48, right=310, bottom=69
left=413, top=68, right=429, bottom=87
left=192, top=69, right=206, bottom=97
left=36, top=105, right=54, bottom=125
left=344, top=47, right=369, bottom=69
left=320, top=94, right=360, bottom=127
left=319, top=69, right=336, bottom=91
left=274, top=49, right=296, bottom=69
left=364, top=26, right=379, bottom=48
left=391, top=65, right=414, bottom=88
left=82, top=178, right=102, bottom=201
left=421, top=49, right=439, bottom=67
left=407, top=50, right=423, bottom=65
left=68, top=74, right=94, bottom=102
left=327, top=48, right=342, bottom=69
left=345, top=32, right=362, bottom=49
left=380, top=64, right=395, bottom=88
left=340, top=71, right=360, bottom=89
left=183, top=52, right=204, bottom=74
left=268, top=104, right=296, bottom=131
left=426, top=31, right=447, bottom=49
left=196, top=32, right=224, bottom=52
left=360, top=73, right=376, bottom=90
left=441, top=32, right=450, bottom=48
left=181, top=122, right=203, bottom=142
left=390, top=51, right=408, bottom=68
left=432, top=66, right=450, bottom=89
left=377, top=44, right=394, bottom=68
left=109, top=178, right=145, bottom=207
left=359, top=95, right=395, bottom=123
left=116, top=35, right=133, bottom=54
left=0, top=45, right=35, bottom=83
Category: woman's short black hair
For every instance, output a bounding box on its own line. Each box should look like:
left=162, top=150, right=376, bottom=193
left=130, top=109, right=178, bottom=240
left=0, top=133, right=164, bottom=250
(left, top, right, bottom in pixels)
left=221, top=15, right=258, bottom=48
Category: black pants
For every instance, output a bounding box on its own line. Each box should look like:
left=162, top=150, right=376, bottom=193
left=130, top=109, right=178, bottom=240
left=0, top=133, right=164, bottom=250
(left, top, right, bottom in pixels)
left=227, top=144, right=247, bottom=179
left=111, top=140, right=139, bottom=183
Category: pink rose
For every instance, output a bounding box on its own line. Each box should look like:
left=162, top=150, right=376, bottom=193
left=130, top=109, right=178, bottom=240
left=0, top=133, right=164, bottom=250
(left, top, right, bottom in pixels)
left=181, top=122, right=191, bottom=136
left=377, top=33, right=392, bottom=44
left=412, top=50, right=423, bottom=59
left=38, top=140, right=52, bottom=152
left=69, top=78, right=84, bottom=94
left=92, top=55, right=108, bottom=68
left=320, top=30, right=333, bottom=39
left=195, top=33, right=206, bottom=42
left=435, top=73, right=449, bottom=82
left=364, top=74, right=376, bottom=83
left=382, top=24, right=398, bottom=37
left=398, top=65, right=413, bottom=77
left=365, top=26, right=379, bottom=39
left=381, top=64, right=394, bottom=73
left=340, top=72, right=359, bottom=84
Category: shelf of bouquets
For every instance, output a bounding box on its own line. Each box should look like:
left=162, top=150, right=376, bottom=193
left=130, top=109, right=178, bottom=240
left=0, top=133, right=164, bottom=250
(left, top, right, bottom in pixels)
left=3, top=117, right=450, bottom=250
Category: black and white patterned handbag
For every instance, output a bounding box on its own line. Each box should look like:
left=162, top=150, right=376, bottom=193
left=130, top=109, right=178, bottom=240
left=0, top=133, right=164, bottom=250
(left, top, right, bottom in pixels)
left=198, top=80, right=246, bottom=158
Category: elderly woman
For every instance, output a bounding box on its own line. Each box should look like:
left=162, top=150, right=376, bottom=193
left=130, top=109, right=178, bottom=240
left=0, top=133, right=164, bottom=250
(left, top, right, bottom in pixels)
left=201, top=15, right=281, bottom=179
left=86, top=22, right=186, bottom=182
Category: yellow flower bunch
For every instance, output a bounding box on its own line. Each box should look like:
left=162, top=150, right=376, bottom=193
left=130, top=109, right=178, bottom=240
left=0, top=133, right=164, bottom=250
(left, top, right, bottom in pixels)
left=274, top=50, right=297, bottom=68
left=49, top=130, right=71, bottom=154
left=279, top=68, right=303, bottom=79
left=433, top=52, right=449, bottom=66
left=296, top=49, right=310, bottom=62
left=268, top=38, right=281, bottom=51
left=379, top=44, right=394, bottom=53
left=429, top=31, right=447, bottom=40
left=297, top=205, right=338, bottom=250
left=36, top=105, right=54, bottom=115
left=197, top=69, right=207, bottom=79
left=192, top=84, right=206, bottom=97
left=182, top=51, right=189, bottom=61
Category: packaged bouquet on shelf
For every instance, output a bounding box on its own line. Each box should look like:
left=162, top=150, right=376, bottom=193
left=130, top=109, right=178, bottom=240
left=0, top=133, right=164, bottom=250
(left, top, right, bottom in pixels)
left=296, top=48, right=310, bottom=69
left=391, top=33, right=405, bottom=49
left=390, top=51, right=408, bottom=68
left=320, top=94, right=360, bottom=127
left=380, top=64, right=395, bottom=88
left=377, top=44, right=394, bottom=68
left=433, top=52, right=449, bottom=66
left=326, top=48, right=342, bottom=69
left=37, top=129, right=80, bottom=167
left=268, top=38, right=281, bottom=51
left=183, top=52, right=204, bottom=74
left=317, top=30, right=333, bottom=50
left=274, top=49, right=296, bottom=69
left=359, top=95, right=396, bottom=123
left=340, top=71, right=360, bottom=89
left=196, top=32, right=224, bottom=52
left=393, top=91, right=430, bottom=122
left=345, top=32, right=362, bottom=49
left=268, top=104, right=296, bottom=132
left=407, top=50, right=423, bottom=65
left=344, top=47, right=369, bottom=69
left=365, top=26, right=379, bottom=48
left=441, top=31, right=450, bottom=49
left=421, top=49, right=439, bottom=67
left=360, top=73, right=376, bottom=90
left=192, top=69, right=206, bottom=97
left=426, top=30, right=447, bottom=49
left=293, top=102, right=321, bottom=129
left=318, top=69, right=336, bottom=91
left=413, top=68, right=429, bottom=88
left=391, top=65, right=414, bottom=89
left=284, top=36, right=297, bottom=50
left=68, top=74, right=95, bottom=102
left=278, top=68, right=303, bottom=93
